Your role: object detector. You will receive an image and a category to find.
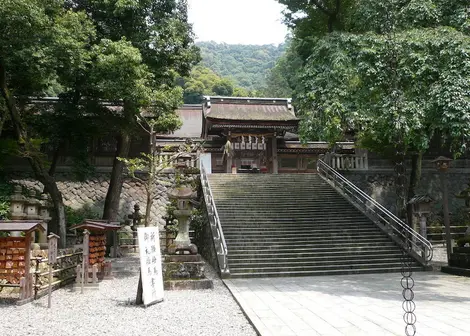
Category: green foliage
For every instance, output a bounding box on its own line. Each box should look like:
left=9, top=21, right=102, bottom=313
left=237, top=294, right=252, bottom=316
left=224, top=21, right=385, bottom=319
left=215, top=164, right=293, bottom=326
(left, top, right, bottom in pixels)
left=163, top=200, right=178, bottom=235
left=197, top=42, right=286, bottom=92
left=276, top=0, right=470, bottom=157
left=181, top=66, right=257, bottom=104
left=0, top=179, right=13, bottom=220
left=457, top=235, right=470, bottom=247
left=65, top=205, right=101, bottom=228
left=190, top=208, right=205, bottom=245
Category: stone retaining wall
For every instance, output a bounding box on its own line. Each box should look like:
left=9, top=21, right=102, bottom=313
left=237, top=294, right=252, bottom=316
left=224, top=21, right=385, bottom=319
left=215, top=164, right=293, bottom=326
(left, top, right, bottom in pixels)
left=342, top=169, right=470, bottom=215
left=7, top=172, right=176, bottom=228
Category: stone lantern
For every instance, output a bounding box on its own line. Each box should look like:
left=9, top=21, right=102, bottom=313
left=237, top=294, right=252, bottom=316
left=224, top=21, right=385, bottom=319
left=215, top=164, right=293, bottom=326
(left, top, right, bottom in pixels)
left=177, top=152, right=193, bottom=169
left=455, top=179, right=470, bottom=210
left=408, top=194, right=434, bottom=238
left=9, top=185, right=27, bottom=220
left=167, top=186, right=197, bottom=255
left=9, top=185, right=27, bottom=237
left=38, top=194, right=52, bottom=246
left=25, top=189, right=41, bottom=220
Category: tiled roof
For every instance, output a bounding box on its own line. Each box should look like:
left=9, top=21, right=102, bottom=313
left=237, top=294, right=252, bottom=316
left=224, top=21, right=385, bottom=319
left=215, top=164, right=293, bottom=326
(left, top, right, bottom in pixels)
left=204, top=96, right=298, bottom=122
left=0, top=220, right=45, bottom=232
left=157, top=104, right=202, bottom=139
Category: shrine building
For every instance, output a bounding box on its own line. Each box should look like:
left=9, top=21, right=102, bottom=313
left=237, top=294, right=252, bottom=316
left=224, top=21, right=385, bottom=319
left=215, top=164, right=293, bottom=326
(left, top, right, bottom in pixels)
left=156, top=96, right=357, bottom=174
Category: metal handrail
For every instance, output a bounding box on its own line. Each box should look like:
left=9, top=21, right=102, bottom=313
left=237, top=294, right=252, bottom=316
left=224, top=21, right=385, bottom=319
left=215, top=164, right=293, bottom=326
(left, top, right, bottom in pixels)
left=317, top=158, right=433, bottom=264
left=199, top=162, right=230, bottom=276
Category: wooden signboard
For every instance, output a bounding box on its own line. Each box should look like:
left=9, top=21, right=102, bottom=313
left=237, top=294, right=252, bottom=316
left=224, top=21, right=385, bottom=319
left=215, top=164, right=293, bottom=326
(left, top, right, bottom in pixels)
left=47, top=233, right=59, bottom=265
left=136, top=227, right=164, bottom=306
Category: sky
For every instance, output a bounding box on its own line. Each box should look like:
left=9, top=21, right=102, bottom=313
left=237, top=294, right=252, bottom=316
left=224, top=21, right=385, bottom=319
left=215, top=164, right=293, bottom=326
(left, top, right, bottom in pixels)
left=187, top=0, right=289, bottom=45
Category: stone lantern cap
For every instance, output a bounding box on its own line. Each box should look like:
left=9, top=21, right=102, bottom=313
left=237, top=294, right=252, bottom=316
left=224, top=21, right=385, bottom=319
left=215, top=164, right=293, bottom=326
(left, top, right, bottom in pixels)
left=168, top=186, right=194, bottom=200
left=39, top=193, right=51, bottom=207
left=26, top=189, right=41, bottom=205
left=432, top=156, right=453, bottom=171
left=10, top=185, right=26, bottom=202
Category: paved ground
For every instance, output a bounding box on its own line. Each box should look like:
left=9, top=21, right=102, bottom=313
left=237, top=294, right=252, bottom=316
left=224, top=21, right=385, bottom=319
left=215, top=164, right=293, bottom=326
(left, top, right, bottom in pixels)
left=224, top=271, right=470, bottom=336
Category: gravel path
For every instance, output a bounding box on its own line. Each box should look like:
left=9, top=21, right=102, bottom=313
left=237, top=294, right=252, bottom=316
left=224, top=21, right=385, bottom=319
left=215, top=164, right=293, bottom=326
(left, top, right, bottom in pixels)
left=0, top=264, right=256, bottom=336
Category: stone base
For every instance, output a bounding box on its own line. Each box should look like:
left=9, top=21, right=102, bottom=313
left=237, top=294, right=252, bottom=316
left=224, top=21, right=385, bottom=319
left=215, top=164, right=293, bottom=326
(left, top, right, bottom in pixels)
left=441, top=266, right=470, bottom=277
left=164, top=279, right=213, bottom=291
left=449, top=246, right=470, bottom=269
left=163, top=254, right=213, bottom=290
left=164, top=254, right=202, bottom=262
left=167, top=242, right=198, bottom=255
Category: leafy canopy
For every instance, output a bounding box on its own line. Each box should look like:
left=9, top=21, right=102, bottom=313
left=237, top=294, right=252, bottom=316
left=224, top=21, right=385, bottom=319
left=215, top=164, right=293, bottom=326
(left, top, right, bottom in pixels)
left=276, top=0, right=470, bottom=155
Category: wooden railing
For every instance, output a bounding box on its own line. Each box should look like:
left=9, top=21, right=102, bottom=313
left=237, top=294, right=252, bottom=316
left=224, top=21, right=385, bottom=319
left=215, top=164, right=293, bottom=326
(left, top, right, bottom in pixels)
left=32, top=251, right=82, bottom=299
left=324, top=151, right=368, bottom=171
left=156, top=152, right=199, bottom=169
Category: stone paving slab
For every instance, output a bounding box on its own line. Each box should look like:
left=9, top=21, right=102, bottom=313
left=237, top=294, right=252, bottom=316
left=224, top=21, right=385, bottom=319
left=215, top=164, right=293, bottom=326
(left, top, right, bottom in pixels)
left=224, top=272, right=470, bottom=336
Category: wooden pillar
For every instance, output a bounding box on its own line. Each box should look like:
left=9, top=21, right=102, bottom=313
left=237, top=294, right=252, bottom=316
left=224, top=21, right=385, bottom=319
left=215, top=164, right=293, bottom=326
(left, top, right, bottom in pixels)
left=226, top=156, right=232, bottom=173
left=226, top=133, right=233, bottom=173
left=272, top=134, right=278, bottom=174
left=24, top=232, right=32, bottom=300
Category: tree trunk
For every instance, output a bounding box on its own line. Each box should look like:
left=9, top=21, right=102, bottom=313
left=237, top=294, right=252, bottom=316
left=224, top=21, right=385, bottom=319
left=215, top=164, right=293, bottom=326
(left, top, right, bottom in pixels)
left=0, top=109, right=6, bottom=137
left=145, top=191, right=153, bottom=227
left=102, top=132, right=131, bottom=221
left=406, top=152, right=422, bottom=227
left=0, top=59, right=67, bottom=247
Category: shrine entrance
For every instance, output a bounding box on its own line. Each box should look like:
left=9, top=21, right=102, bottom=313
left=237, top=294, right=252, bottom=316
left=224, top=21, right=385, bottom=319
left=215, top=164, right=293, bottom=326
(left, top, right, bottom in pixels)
left=227, top=133, right=271, bottom=173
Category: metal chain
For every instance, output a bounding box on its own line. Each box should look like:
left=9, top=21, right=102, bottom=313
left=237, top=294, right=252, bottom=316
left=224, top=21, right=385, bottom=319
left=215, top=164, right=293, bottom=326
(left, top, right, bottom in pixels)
left=383, top=3, right=417, bottom=335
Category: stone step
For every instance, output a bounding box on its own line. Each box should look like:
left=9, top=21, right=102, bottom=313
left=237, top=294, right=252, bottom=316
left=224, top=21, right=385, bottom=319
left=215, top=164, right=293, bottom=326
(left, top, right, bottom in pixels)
left=215, top=203, right=358, bottom=208
left=229, top=262, right=421, bottom=274
left=219, top=214, right=368, bottom=219
left=220, top=222, right=375, bottom=228
left=229, top=267, right=424, bottom=278
left=227, top=242, right=397, bottom=254
left=228, top=253, right=404, bottom=263
left=225, top=236, right=391, bottom=244
left=228, top=258, right=414, bottom=268
left=224, top=232, right=386, bottom=239
left=221, top=224, right=379, bottom=231
left=208, top=173, right=421, bottom=278
left=228, top=248, right=403, bottom=259
left=227, top=245, right=402, bottom=255
left=222, top=227, right=380, bottom=234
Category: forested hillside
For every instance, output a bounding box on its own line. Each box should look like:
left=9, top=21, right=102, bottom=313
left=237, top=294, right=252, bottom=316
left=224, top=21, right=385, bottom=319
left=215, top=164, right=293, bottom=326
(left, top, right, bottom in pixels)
left=197, top=41, right=286, bottom=91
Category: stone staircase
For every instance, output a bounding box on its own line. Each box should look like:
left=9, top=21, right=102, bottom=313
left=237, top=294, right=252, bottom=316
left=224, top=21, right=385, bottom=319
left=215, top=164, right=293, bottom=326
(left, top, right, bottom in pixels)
left=208, top=174, right=423, bottom=278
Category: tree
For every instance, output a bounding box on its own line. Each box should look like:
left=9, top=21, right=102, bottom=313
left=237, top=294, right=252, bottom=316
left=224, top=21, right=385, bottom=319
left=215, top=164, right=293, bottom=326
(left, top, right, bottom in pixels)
left=119, top=118, right=202, bottom=228
left=0, top=0, right=96, bottom=247
left=180, top=65, right=254, bottom=103
left=278, top=0, right=470, bottom=219
left=68, top=0, right=200, bottom=222
left=197, top=41, right=286, bottom=92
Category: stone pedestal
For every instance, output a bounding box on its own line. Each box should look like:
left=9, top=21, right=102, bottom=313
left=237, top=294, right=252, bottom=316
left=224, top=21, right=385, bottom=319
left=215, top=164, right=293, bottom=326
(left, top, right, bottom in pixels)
left=163, top=254, right=213, bottom=290
left=442, top=247, right=470, bottom=277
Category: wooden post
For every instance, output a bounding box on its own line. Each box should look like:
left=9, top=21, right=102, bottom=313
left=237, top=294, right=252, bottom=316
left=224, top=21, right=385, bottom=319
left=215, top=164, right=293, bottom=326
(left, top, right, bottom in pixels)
left=272, top=134, right=278, bottom=174
left=23, top=233, right=32, bottom=301
left=47, top=233, right=59, bottom=308
left=135, top=271, right=143, bottom=305
left=81, top=229, right=90, bottom=293
left=48, top=264, right=53, bottom=308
